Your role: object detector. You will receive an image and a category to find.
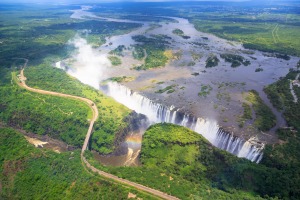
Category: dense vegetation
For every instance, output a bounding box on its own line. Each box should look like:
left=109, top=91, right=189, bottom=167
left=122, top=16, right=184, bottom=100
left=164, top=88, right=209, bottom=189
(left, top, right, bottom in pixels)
left=24, top=64, right=131, bottom=154
left=172, top=28, right=191, bottom=39
left=237, top=102, right=253, bottom=127
left=0, top=128, right=155, bottom=199
left=255, top=67, right=264, bottom=72
left=155, top=85, right=176, bottom=94
left=260, top=69, right=300, bottom=200
left=109, top=45, right=126, bottom=56
left=87, top=123, right=300, bottom=199
left=0, top=68, right=90, bottom=147
left=108, top=56, right=122, bottom=66
left=191, top=12, right=300, bottom=56
left=274, top=53, right=291, bottom=60
left=87, top=124, right=263, bottom=199
left=132, top=45, right=145, bottom=60
left=220, top=54, right=250, bottom=68
left=0, top=4, right=141, bottom=67
left=131, top=35, right=170, bottom=70
left=1, top=2, right=300, bottom=200
left=0, top=4, right=141, bottom=154
left=264, top=69, right=300, bottom=131
left=205, top=54, right=219, bottom=68
left=86, top=2, right=300, bottom=56
left=245, top=90, right=276, bottom=131
left=172, top=28, right=184, bottom=35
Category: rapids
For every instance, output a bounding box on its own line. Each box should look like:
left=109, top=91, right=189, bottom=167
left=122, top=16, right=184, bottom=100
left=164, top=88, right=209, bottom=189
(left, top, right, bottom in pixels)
left=60, top=5, right=299, bottom=164
left=103, top=82, right=264, bottom=163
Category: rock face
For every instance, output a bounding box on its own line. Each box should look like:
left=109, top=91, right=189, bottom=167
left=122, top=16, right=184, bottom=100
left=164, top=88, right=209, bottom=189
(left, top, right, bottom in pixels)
left=112, top=111, right=149, bottom=156
left=104, top=82, right=264, bottom=163
left=126, top=111, right=150, bottom=133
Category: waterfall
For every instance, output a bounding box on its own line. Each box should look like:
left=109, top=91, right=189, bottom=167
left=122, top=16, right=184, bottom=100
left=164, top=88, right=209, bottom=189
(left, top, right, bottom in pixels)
left=102, top=82, right=264, bottom=163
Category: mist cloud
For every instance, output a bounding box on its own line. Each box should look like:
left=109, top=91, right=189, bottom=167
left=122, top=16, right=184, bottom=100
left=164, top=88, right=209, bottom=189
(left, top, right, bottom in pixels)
left=67, top=36, right=111, bottom=89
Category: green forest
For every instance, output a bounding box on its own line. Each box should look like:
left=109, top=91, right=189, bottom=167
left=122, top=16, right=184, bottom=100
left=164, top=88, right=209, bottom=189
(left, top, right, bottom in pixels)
left=0, top=68, right=90, bottom=147
left=0, top=4, right=141, bottom=67
left=0, top=128, right=156, bottom=200
left=191, top=14, right=300, bottom=56
left=132, top=35, right=170, bottom=70
left=24, top=64, right=131, bottom=154
left=84, top=2, right=300, bottom=56
left=0, top=2, right=137, bottom=155
left=264, top=69, right=300, bottom=131
left=245, top=90, right=276, bottom=131
left=86, top=123, right=300, bottom=199
left=1, top=2, right=300, bottom=200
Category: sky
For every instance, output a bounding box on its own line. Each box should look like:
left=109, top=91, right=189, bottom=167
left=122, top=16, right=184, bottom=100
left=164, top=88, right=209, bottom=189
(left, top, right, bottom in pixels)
left=0, top=0, right=250, bottom=3
left=0, top=0, right=297, bottom=5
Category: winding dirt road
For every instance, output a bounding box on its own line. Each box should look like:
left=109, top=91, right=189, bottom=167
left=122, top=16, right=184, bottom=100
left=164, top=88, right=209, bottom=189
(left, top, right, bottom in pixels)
left=16, top=60, right=179, bottom=200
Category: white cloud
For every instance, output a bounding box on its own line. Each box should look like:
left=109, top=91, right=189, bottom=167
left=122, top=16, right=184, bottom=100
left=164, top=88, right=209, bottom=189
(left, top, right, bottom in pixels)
left=67, top=36, right=111, bottom=89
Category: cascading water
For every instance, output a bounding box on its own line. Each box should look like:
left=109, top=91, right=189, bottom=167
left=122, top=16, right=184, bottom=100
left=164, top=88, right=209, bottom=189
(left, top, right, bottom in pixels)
left=102, top=82, right=264, bottom=163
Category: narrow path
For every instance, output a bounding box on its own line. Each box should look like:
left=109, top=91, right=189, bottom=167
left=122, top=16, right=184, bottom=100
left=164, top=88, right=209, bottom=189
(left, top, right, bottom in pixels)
left=16, top=60, right=179, bottom=200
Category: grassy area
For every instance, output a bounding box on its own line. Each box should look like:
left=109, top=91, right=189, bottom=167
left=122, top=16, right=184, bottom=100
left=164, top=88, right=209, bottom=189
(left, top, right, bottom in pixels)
left=205, top=54, right=219, bottom=68
left=79, top=1, right=300, bottom=57
left=220, top=54, right=250, bottom=68
left=104, top=76, right=135, bottom=83
left=109, top=45, right=126, bottom=56
left=172, top=28, right=191, bottom=39
left=155, top=84, right=176, bottom=94
left=0, top=127, right=156, bottom=200
left=237, top=103, right=253, bottom=127
left=172, top=28, right=184, bottom=35
left=131, top=35, right=169, bottom=70
left=24, top=64, right=131, bottom=154
left=108, top=56, right=122, bottom=66
left=191, top=13, right=300, bottom=56
left=190, top=51, right=202, bottom=61
left=132, top=45, right=145, bottom=60
left=245, top=90, right=276, bottom=131
left=198, top=84, right=212, bottom=97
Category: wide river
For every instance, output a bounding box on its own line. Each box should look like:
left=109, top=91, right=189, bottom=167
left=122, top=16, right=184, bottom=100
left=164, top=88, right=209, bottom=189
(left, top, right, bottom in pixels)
left=56, top=6, right=299, bottom=165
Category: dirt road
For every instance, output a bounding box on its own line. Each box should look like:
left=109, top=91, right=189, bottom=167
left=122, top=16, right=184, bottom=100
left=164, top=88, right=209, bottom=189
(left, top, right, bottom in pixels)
left=16, top=61, right=179, bottom=200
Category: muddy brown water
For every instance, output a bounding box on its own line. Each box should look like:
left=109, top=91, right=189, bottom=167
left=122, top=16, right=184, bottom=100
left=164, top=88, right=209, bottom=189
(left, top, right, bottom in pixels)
left=94, top=133, right=142, bottom=167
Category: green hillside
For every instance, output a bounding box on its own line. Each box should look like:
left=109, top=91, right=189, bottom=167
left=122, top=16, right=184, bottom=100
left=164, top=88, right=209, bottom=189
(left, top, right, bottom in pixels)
left=0, top=128, right=156, bottom=200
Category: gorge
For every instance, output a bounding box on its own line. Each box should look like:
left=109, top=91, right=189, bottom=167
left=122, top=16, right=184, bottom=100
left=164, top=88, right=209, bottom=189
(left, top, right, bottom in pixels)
left=55, top=5, right=298, bottom=165
left=103, top=82, right=264, bottom=163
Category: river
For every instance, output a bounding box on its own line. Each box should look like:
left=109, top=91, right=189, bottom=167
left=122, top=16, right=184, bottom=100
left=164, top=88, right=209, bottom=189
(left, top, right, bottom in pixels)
left=56, top=5, right=299, bottom=165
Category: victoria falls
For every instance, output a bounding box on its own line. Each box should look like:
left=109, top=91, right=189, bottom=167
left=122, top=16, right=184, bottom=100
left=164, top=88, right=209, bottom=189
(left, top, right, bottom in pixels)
left=1, top=0, right=300, bottom=199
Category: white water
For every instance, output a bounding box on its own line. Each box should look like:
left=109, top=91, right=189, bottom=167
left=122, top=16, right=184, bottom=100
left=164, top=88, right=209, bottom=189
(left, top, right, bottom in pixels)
left=104, top=82, right=264, bottom=163
left=65, top=6, right=269, bottom=163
